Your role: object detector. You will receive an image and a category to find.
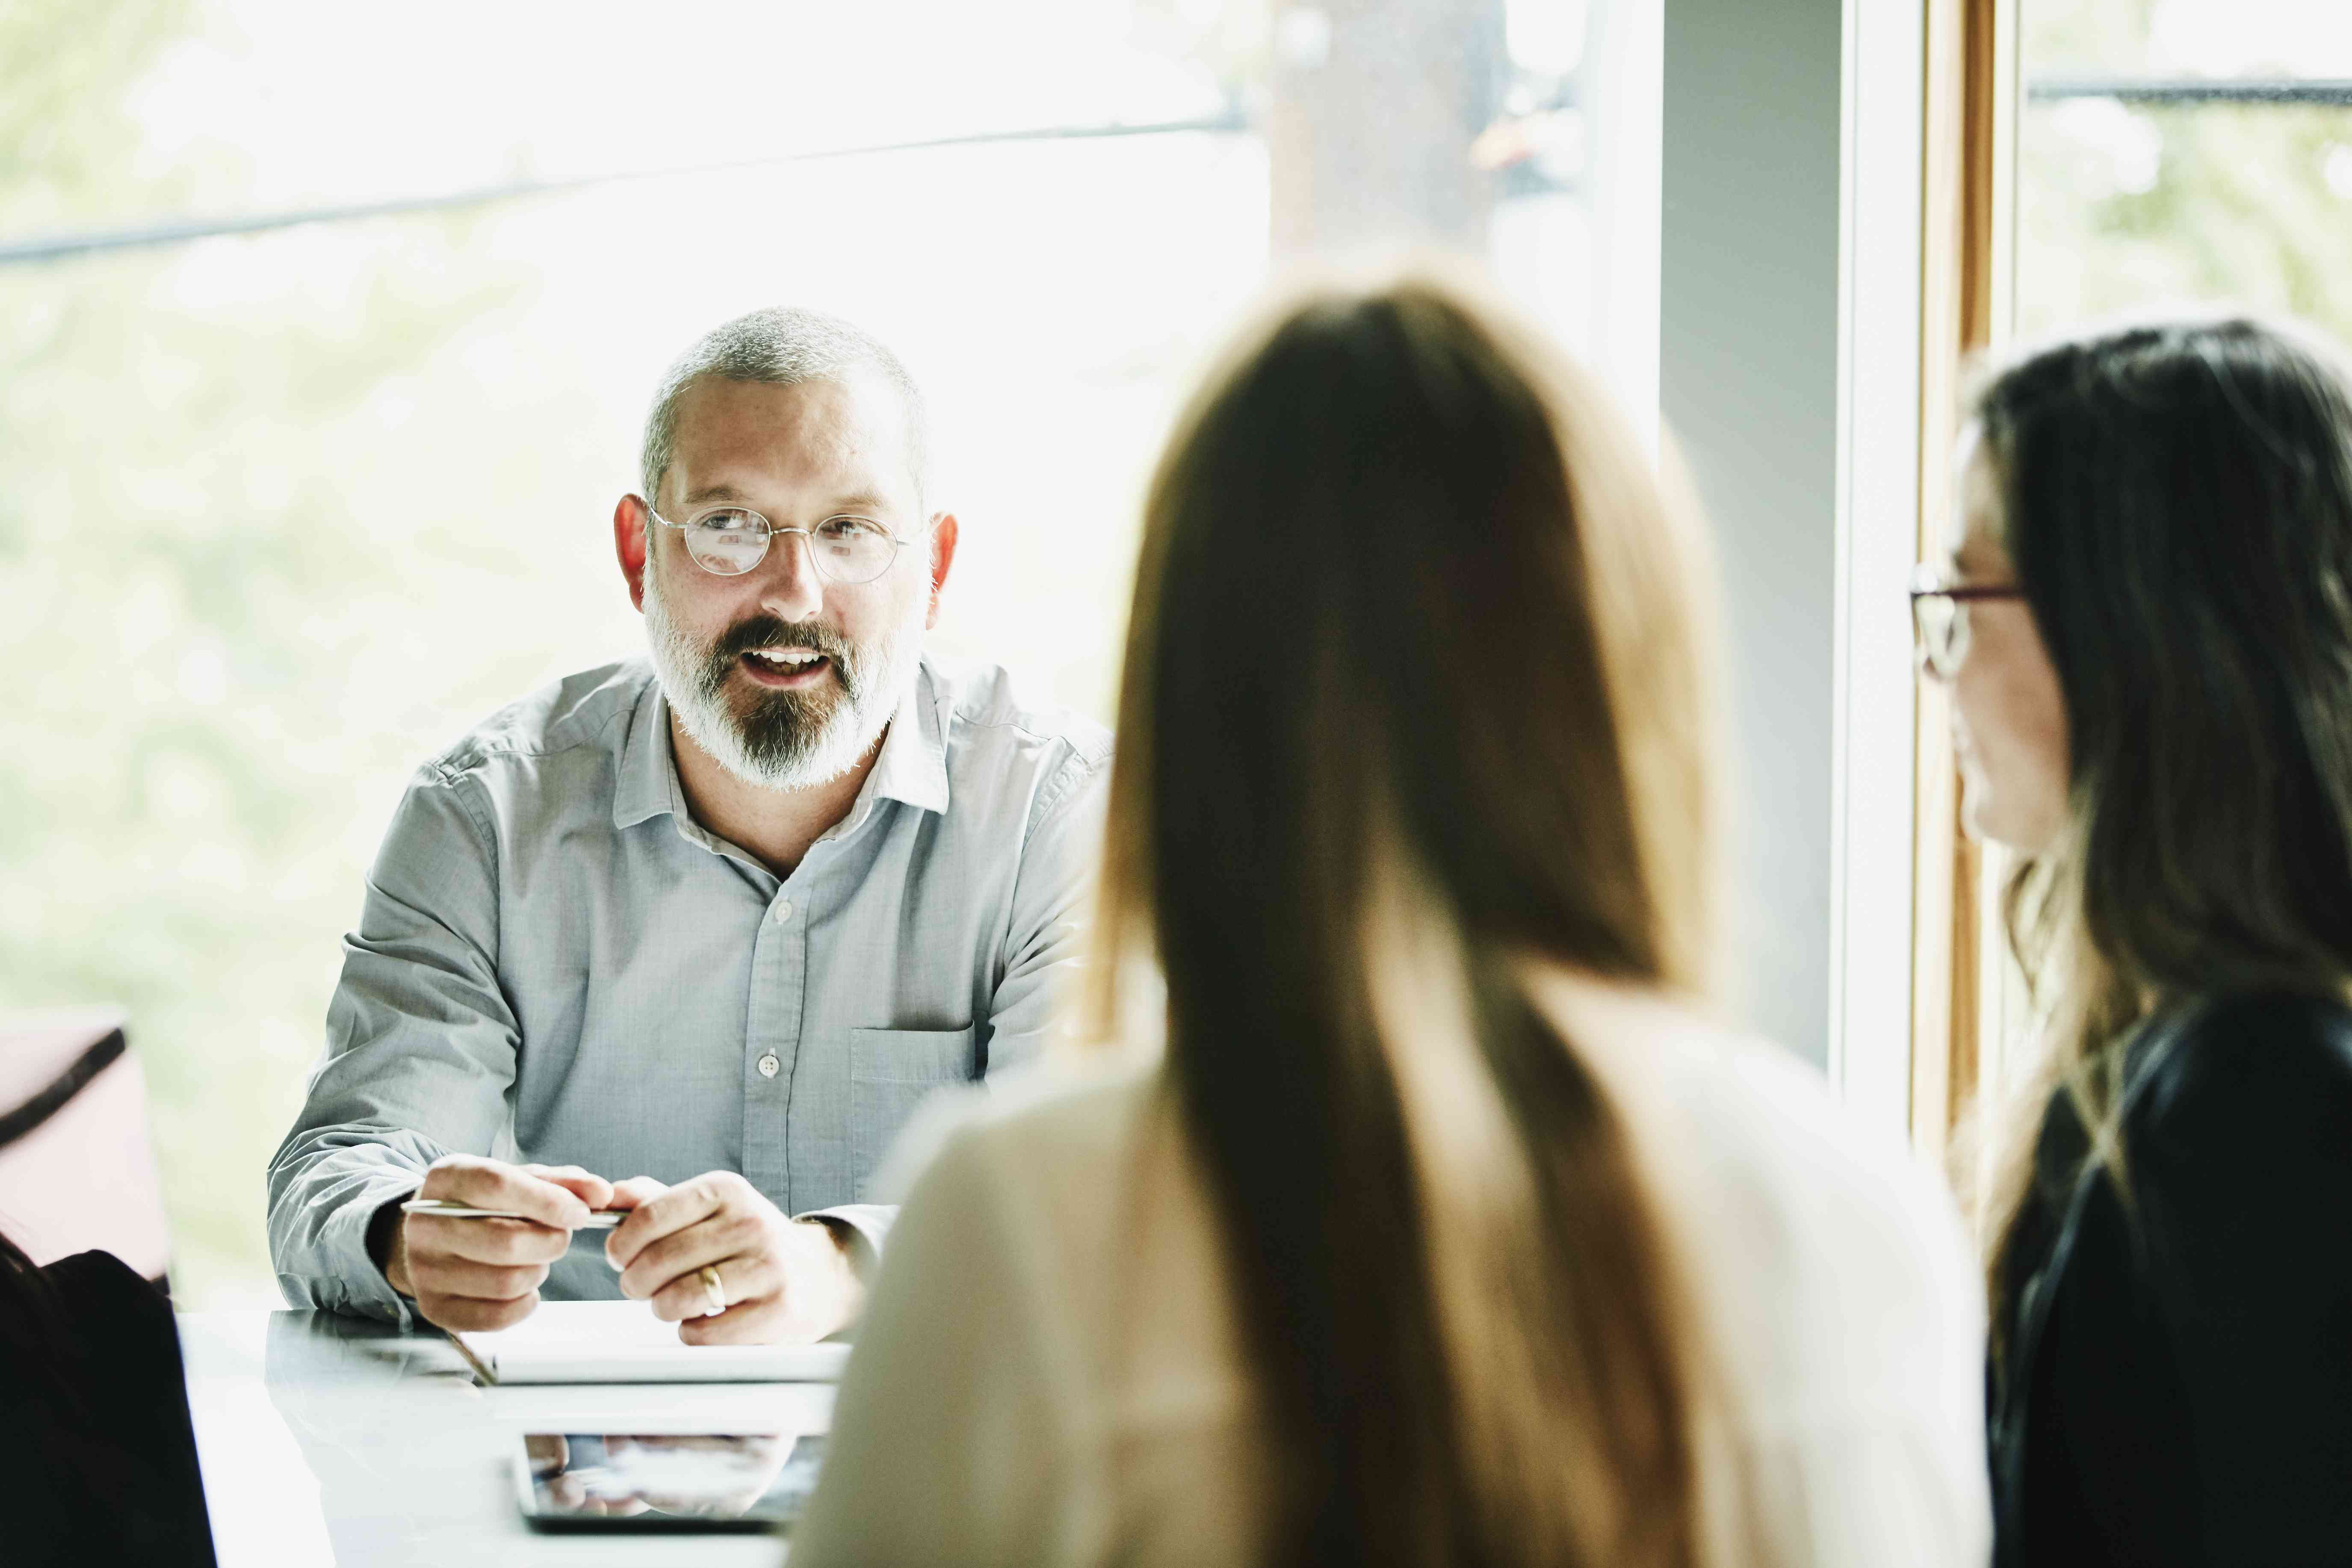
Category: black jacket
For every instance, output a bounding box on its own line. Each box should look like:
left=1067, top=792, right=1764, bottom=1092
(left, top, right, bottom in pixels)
left=1990, top=992, right=2352, bottom=1567
left=0, top=1249, right=216, bottom=1566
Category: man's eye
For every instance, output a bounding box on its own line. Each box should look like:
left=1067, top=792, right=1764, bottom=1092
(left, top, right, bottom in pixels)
left=816, top=517, right=886, bottom=544
left=692, top=510, right=763, bottom=534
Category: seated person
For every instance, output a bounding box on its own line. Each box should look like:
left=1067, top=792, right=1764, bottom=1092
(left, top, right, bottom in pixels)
left=787, top=277, right=1990, bottom=1566
left=1942, top=316, right=2352, bottom=1565
left=266, top=307, right=1109, bottom=1344
left=0, top=1230, right=215, bottom=1566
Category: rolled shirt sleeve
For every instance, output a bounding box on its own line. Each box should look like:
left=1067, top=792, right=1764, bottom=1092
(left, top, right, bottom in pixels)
left=266, top=766, right=519, bottom=1324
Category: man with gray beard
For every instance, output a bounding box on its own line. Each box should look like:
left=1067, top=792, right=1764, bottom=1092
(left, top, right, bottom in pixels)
left=266, top=308, right=1110, bottom=1345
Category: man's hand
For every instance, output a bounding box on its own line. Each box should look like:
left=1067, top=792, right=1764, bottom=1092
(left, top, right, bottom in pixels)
left=603, top=1171, right=863, bottom=1345
left=380, top=1156, right=612, bottom=1332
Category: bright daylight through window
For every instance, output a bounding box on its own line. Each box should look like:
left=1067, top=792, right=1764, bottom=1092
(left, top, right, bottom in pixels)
left=0, top=0, right=1660, bottom=1305
left=2021, top=0, right=2352, bottom=344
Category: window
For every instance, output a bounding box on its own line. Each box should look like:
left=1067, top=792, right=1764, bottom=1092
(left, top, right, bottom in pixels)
left=2021, top=0, right=2352, bottom=345
left=0, top=0, right=1661, bottom=1304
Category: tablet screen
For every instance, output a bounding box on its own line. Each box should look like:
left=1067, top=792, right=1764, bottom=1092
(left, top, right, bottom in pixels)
left=517, top=1431, right=826, bottom=1531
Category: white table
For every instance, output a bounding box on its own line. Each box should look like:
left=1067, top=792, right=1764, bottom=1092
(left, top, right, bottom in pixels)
left=179, top=1311, right=833, bottom=1567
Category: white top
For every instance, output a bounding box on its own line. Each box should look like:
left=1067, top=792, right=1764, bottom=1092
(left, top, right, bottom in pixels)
left=789, top=983, right=1992, bottom=1567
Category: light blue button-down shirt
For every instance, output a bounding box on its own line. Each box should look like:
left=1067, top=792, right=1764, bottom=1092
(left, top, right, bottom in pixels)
left=266, top=654, right=1110, bottom=1323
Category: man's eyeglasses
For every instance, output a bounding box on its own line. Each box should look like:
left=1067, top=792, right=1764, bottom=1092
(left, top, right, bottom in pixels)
left=1910, top=563, right=2025, bottom=680
left=648, top=505, right=914, bottom=583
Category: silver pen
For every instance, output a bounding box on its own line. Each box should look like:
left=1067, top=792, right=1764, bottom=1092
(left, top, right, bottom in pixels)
left=399, top=1198, right=626, bottom=1229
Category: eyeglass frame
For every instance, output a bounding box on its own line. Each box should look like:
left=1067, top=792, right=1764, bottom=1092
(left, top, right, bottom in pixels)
left=644, top=500, right=922, bottom=584
left=1909, top=562, right=2026, bottom=680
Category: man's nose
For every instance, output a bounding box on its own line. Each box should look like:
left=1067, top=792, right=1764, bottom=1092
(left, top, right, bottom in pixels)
left=755, top=530, right=826, bottom=623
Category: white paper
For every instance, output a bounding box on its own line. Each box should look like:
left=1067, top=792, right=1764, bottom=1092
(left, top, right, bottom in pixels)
left=453, top=1300, right=852, bottom=1385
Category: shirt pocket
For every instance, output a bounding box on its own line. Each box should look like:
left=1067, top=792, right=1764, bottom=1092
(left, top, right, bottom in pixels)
left=848, top=1025, right=978, bottom=1199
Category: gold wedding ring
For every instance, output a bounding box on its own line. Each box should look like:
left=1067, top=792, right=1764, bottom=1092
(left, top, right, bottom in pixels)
left=697, top=1264, right=727, bottom=1318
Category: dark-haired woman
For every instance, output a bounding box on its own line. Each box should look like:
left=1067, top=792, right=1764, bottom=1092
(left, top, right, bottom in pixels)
left=789, top=276, right=1990, bottom=1568
left=1929, top=316, right=2352, bottom=1565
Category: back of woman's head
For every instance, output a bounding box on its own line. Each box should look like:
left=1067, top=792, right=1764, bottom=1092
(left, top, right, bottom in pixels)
left=1978, top=316, right=2352, bottom=1008
left=1095, top=273, right=1726, bottom=1568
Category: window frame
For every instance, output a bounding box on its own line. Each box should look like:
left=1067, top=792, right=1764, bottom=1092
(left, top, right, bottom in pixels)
left=1906, top=0, right=2017, bottom=1160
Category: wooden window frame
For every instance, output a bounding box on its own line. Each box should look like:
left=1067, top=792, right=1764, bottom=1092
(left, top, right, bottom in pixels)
left=1910, top=0, right=2017, bottom=1159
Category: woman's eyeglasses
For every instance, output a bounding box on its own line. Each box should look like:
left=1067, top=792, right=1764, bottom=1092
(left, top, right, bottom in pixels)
left=648, top=505, right=913, bottom=583
left=1910, top=563, right=2024, bottom=680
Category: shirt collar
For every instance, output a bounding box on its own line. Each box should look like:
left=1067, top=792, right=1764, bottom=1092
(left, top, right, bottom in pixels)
left=865, top=656, right=951, bottom=817
left=611, top=656, right=951, bottom=833
left=612, top=670, right=676, bottom=831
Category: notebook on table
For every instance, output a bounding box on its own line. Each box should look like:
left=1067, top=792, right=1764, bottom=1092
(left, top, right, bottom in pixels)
left=448, top=1300, right=852, bottom=1385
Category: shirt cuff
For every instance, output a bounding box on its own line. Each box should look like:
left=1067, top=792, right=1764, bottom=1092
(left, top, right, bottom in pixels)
left=793, top=1203, right=896, bottom=1282
left=323, top=1177, right=423, bottom=1329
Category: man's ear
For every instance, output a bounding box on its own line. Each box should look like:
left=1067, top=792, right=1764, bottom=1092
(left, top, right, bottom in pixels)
left=615, top=494, right=651, bottom=612
left=924, top=512, right=959, bottom=631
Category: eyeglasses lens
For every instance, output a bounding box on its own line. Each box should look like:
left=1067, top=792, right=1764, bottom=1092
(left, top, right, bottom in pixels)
left=680, top=518, right=897, bottom=583
left=1912, top=595, right=1964, bottom=677
left=810, top=521, right=895, bottom=584
left=683, top=524, right=769, bottom=576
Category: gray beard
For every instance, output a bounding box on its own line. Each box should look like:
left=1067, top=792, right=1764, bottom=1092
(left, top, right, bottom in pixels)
left=641, top=558, right=924, bottom=791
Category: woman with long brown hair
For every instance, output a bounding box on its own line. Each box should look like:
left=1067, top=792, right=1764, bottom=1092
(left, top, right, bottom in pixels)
left=790, top=274, right=1988, bottom=1567
left=1937, top=317, right=2352, bottom=1565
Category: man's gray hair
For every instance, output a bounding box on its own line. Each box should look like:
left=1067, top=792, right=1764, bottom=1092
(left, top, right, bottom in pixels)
left=639, top=306, right=928, bottom=513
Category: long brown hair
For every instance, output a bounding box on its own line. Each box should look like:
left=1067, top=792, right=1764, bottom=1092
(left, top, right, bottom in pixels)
left=1970, top=316, right=2352, bottom=1297
left=1090, top=272, right=1728, bottom=1568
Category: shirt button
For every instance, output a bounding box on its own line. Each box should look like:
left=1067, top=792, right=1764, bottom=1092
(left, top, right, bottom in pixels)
left=771, top=901, right=793, bottom=923
left=756, top=1054, right=781, bottom=1079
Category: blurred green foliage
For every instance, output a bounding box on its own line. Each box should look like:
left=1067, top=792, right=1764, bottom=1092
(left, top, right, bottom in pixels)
left=0, top=0, right=623, bottom=1304
left=2020, top=0, right=2352, bottom=343
left=0, top=1, right=192, bottom=230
